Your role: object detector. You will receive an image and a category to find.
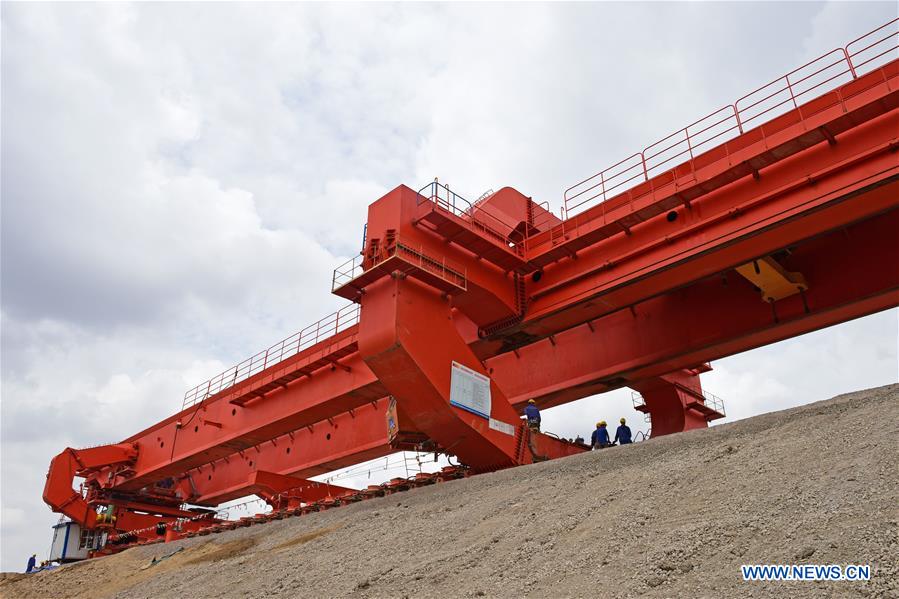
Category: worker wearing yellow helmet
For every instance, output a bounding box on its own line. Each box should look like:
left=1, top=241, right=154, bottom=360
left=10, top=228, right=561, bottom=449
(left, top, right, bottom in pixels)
left=591, top=420, right=613, bottom=449
left=614, top=417, right=633, bottom=445
left=524, top=399, right=541, bottom=431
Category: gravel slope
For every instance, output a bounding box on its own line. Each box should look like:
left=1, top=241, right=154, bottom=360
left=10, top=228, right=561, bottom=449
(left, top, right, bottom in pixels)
left=2, top=383, right=897, bottom=599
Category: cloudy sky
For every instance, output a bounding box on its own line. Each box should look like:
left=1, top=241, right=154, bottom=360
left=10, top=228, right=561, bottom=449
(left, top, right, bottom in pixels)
left=2, top=1, right=897, bottom=571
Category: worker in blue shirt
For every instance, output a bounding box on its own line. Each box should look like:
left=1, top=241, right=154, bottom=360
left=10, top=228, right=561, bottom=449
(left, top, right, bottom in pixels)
left=524, top=399, right=541, bottom=431
left=26, top=554, right=36, bottom=573
left=614, top=418, right=633, bottom=445
left=591, top=421, right=613, bottom=449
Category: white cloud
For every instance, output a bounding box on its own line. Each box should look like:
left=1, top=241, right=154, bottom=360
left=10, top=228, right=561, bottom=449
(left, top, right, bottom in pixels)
left=2, top=2, right=896, bottom=572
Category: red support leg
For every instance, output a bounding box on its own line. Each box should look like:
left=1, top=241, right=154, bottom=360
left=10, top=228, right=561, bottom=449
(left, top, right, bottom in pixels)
left=358, top=275, right=522, bottom=472
left=630, top=370, right=710, bottom=436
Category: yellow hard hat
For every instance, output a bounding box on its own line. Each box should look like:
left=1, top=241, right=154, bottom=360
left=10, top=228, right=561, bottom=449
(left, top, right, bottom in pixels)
left=598, top=420, right=606, bottom=426
left=620, top=418, right=626, bottom=424
left=527, top=399, right=536, bottom=404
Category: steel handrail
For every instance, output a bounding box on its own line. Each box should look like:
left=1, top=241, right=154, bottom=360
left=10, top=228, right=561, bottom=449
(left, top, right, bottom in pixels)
left=735, top=51, right=852, bottom=127
left=331, top=235, right=467, bottom=295
left=564, top=153, right=645, bottom=212
left=531, top=201, right=558, bottom=231
left=644, top=104, right=737, bottom=165
left=633, top=430, right=650, bottom=443
left=737, top=49, right=848, bottom=111
left=698, top=389, right=726, bottom=417
left=851, top=45, right=899, bottom=72
left=846, top=19, right=899, bottom=56
left=475, top=189, right=495, bottom=204
left=417, top=181, right=515, bottom=235
left=632, top=388, right=725, bottom=418
left=563, top=18, right=898, bottom=219
left=393, top=238, right=467, bottom=289
left=425, top=182, right=566, bottom=244
left=332, top=254, right=364, bottom=291
left=182, top=303, right=361, bottom=410
left=848, top=32, right=897, bottom=62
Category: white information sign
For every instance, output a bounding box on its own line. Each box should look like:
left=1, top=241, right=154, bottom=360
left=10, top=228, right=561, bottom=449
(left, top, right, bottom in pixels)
left=449, top=361, right=492, bottom=419
left=489, top=418, right=516, bottom=436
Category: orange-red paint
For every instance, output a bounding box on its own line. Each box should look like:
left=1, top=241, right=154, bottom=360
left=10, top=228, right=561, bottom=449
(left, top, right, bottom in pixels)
left=42, top=23, right=899, bottom=555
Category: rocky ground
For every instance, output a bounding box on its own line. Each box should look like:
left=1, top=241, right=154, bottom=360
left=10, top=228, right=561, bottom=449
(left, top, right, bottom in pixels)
left=2, top=383, right=897, bottom=599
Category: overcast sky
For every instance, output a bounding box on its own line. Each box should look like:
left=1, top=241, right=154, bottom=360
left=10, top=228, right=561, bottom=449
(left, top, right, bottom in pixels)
left=2, top=1, right=897, bottom=572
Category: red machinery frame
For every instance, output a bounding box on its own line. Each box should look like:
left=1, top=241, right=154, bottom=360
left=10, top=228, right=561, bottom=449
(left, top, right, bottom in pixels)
left=43, top=21, right=899, bottom=553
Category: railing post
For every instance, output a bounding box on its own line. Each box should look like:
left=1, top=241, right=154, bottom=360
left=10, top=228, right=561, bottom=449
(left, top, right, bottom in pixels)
left=640, top=152, right=649, bottom=181
left=733, top=104, right=744, bottom=134
left=785, top=75, right=799, bottom=109
left=685, top=127, right=695, bottom=160
left=843, top=47, right=858, bottom=80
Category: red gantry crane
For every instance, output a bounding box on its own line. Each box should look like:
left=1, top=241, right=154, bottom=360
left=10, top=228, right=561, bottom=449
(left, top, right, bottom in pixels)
left=42, top=21, right=899, bottom=558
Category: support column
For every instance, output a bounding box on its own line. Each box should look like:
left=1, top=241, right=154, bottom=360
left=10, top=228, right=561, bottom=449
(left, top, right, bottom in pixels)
left=358, top=274, right=522, bottom=472
left=355, top=184, right=589, bottom=471
left=629, top=370, right=709, bottom=436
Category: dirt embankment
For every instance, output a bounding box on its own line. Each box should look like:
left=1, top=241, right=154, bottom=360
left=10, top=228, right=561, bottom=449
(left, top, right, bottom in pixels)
left=3, top=384, right=897, bottom=599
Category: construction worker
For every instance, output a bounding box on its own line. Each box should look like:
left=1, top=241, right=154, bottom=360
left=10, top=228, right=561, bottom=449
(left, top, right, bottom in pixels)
left=591, top=421, right=613, bottom=449
left=524, top=399, right=541, bottom=431
left=614, top=418, right=633, bottom=445
left=25, top=554, right=36, bottom=573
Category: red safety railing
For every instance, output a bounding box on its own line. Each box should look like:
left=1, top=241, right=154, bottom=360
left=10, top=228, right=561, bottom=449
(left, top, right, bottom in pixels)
left=416, top=181, right=565, bottom=253
left=531, top=200, right=558, bottom=231
left=631, top=388, right=725, bottom=418
left=700, top=389, right=726, bottom=417
left=332, top=234, right=467, bottom=294
left=417, top=180, right=522, bottom=248
left=182, top=304, right=361, bottom=410
left=564, top=19, right=899, bottom=217
left=332, top=253, right=365, bottom=291
left=391, top=240, right=467, bottom=289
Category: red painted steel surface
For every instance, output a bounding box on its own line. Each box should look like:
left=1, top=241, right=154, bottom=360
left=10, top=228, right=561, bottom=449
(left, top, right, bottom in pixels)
left=41, top=21, right=899, bottom=555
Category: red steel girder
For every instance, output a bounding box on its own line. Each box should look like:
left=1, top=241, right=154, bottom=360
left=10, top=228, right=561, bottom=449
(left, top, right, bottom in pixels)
left=183, top=398, right=394, bottom=505
left=489, top=202, right=899, bottom=408
left=105, top=351, right=385, bottom=492
left=482, top=110, right=899, bottom=351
